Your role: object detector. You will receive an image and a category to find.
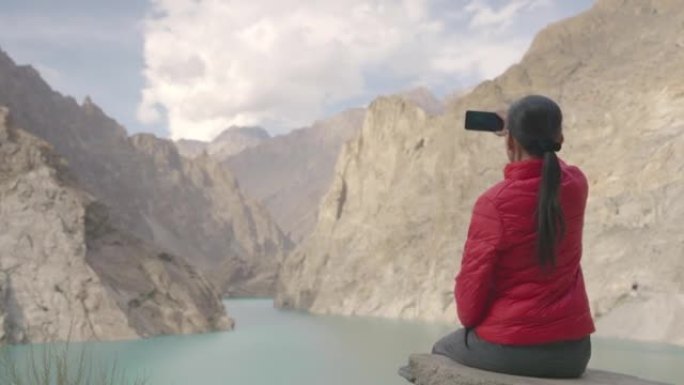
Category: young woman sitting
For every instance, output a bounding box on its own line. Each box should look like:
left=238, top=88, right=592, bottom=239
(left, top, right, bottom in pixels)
left=432, top=95, right=594, bottom=378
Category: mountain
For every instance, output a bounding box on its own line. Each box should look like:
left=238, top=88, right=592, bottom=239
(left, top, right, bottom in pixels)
left=0, top=49, right=291, bottom=297
left=0, top=107, right=231, bottom=344
left=176, top=126, right=271, bottom=161
left=223, top=90, right=440, bottom=244
left=174, top=138, right=207, bottom=158
left=394, top=87, right=445, bottom=116
left=225, top=109, right=366, bottom=243
left=275, top=0, right=684, bottom=345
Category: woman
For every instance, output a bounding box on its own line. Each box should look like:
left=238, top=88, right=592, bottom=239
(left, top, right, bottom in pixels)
left=432, top=95, right=594, bottom=378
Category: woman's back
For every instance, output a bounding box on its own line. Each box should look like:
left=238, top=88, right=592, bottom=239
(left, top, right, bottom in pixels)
left=472, top=158, right=594, bottom=345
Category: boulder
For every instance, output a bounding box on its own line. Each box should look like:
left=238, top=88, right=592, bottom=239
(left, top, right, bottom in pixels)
left=401, top=354, right=670, bottom=385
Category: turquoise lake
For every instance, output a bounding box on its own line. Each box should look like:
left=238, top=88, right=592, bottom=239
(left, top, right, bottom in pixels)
left=2, top=299, right=683, bottom=384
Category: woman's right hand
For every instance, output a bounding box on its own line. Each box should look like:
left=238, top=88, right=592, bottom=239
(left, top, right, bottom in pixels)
left=494, top=110, right=508, bottom=137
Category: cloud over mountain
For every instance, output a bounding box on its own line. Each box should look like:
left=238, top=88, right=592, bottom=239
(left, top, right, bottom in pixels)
left=139, top=0, right=591, bottom=140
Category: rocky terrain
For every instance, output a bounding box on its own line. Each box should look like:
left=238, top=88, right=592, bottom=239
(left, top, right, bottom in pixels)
left=401, top=354, right=667, bottom=385
left=176, top=126, right=270, bottom=161
left=0, top=107, right=231, bottom=344
left=0, top=50, right=291, bottom=297
left=225, top=108, right=366, bottom=242
left=223, top=89, right=442, bottom=244
left=276, top=0, right=684, bottom=345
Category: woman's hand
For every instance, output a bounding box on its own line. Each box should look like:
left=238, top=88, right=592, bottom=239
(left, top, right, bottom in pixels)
left=494, top=110, right=508, bottom=137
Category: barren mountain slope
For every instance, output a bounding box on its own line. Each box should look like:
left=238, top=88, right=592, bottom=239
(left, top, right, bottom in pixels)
left=226, top=109, right=366, bottom=242
left=0, top=107, right=231, bottom=344
left=0, top=50, right=290, bottom=296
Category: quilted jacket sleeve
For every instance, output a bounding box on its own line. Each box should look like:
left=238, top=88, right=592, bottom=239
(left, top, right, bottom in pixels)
left=455, top=194, right=502, bottom=328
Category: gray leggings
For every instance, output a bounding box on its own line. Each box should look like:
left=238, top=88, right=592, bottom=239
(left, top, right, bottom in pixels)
left=432, top=329, right=591, bottom=379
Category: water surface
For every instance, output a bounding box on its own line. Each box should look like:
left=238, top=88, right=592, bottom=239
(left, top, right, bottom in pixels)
left=3, top=299, right=683, bottom=384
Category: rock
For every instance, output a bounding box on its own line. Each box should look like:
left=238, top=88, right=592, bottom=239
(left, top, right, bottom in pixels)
left=403, top=354, right=669, bottom=385
left=0, top=49, right=291, bottom=297
left=275, top=0, right=684, bottom=345
left=0, top=106, right=231, bottom=344
left=225, top=108, right=365, bottom=243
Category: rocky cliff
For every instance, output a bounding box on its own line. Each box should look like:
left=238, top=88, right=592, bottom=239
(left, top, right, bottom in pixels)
left=226, top=109, right=366, bottom=242
left=176, top=126, right=271, bottom=161
left=0, top=107, right=231, bottom=344
left=276, top=0, right=684, bottom=345
left=0, top=50, right=291, bottom=297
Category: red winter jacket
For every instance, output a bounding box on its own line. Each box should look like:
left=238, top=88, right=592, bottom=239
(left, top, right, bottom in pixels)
left=455, top=158, right=595, bottom=346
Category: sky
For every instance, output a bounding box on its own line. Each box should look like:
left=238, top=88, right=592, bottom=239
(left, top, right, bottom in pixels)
left=0, top=0, right=593, bottom=141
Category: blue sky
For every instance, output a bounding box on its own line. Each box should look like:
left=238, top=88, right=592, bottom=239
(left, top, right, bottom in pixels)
left=0, top=0, right=160, bottom=134
left=0, top=0, right=593, bottom=140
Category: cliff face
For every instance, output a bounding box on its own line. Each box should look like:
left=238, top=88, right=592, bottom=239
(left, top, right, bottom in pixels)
left=0, top=107, right=231, bottom=344
left=226, top=109, right=366, bottom=243
left=276, top=0, right=684, bottom=345
left=127, top=133, right=290, bottom=296
left=0, top=50, right=291, bottom=297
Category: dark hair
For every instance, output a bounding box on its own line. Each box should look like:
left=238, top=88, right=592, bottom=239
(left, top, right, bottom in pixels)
left=507, top=95, right=565, bottom=269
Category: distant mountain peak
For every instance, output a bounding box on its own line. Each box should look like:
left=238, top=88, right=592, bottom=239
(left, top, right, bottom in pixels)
left=176, top=125, right=271, bottom=161
left=393, top=86, right=444, bottom=115
left=214, top=125, right=270, bottom=143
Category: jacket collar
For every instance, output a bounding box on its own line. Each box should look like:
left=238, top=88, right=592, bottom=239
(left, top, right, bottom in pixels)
left=504, top=158, right=545, bottom=180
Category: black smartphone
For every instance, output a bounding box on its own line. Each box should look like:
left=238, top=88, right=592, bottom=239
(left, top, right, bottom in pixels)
left=465, top=110, right=504, bottom=132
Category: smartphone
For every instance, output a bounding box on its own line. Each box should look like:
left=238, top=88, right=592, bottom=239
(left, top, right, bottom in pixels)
left=465, top=110, right=504, bottom=132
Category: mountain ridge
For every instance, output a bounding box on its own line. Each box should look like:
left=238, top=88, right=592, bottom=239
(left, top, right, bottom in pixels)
left=176, top=125, right=271, bottom=161
left=0, top=48, right=291, bottom=297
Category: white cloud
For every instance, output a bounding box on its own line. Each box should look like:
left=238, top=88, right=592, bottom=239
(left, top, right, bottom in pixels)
left=138, top=0, right=580, bottom=140
left=465, top=0, right=553, bottom=30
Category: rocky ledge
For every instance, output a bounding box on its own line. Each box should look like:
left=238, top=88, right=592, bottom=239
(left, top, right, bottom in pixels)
left=400, top=354, right=670, bottom=385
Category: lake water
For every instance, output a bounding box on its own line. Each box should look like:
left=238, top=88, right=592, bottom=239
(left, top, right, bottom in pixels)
left=2, top=299, right=683, bottom=384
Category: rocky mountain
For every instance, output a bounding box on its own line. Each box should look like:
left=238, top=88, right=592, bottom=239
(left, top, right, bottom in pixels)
left=394, top=87, right=445, bottom=116
left=225, top=109, right=366, bottom=243
left=0, top=49, right=291, bottom=297
left=276, top=0, right=684, bottom=345
left=176, top=126, right=271, bottom=161
left=0, top=107, right=231, bottom=344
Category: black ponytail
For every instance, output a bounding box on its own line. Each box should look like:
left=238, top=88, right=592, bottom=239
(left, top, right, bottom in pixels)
left=537, top=150, right=565, bottom=268
left=507, top=95, right=566, bottom=269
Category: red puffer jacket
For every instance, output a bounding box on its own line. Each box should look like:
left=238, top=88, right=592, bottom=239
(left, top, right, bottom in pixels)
left=455, top=158, right=595, bottom=345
